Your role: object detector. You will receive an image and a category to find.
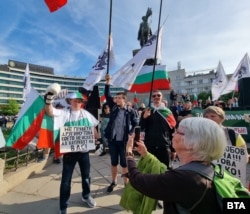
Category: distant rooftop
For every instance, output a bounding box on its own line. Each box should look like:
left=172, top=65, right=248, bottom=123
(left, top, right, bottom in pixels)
left=8, top=59, right=54, bottom=75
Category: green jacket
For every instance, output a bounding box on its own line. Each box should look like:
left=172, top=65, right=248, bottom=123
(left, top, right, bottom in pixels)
left=120, top=153, right=167, bottom=214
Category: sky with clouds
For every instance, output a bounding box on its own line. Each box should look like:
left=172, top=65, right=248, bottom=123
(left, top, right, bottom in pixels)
left=1, top=0, right=250, bottom=78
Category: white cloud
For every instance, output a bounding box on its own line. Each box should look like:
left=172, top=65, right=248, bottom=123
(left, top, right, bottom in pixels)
left=0, top=0, right=249, bottom=78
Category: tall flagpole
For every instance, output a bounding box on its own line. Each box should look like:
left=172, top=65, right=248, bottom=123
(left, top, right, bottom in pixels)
left=148, top=0, right=163, bottom=107
left=106, top=0, right=113, bottom=74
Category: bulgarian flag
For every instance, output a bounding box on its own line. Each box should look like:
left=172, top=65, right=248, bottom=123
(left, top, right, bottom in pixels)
left=133, top=92, right=139, bottom=103
left=155, top=108, right=176, bottom=129
left=129, top=65, right=171, bottom=93
left=6, top=88, right=45, bottom=149
left=37, top=114, right=54, bottom=149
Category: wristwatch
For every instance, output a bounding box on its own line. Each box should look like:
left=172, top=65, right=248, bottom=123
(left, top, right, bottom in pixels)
left=126, top=151, right=134, bottom=157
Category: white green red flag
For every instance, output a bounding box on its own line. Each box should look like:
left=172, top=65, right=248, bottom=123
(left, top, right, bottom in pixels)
left=37, top=114, right=54, bottom=149
left=23, top=63, right=31, bottom=102
left=6, top=88, right=45, bottom=149
left=129, top=65, right=170, bottom=93
left=110, top=27, right=163, bottom=90
left=156, top=108, right=176, bottom=129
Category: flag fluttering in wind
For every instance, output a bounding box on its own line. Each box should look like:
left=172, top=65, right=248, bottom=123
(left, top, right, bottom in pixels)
left=99, top=91, right=106, bottom=103
left=110, top=27, right=163, bottom=90
left=0, top=128, right=6, bottom=149
left=6, top=88, right=45, bottom=149
left=133, top=92, right=139, bottom=103
left=129, top=65, right=170, bottom=93
left=156, top=108, right=176, bottom=129
left=44, top=0, right=67, bottom=13
left=23, top=63, right=31, bottom=102
left=211, top=61, right=228, bottom=101
left=82, top=35, right=115, bottom=91
left=220, top=53, right=250, bottom=96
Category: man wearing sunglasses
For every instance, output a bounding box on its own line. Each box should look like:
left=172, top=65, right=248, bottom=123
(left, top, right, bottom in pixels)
left=139, top=90, right=176, bottom=169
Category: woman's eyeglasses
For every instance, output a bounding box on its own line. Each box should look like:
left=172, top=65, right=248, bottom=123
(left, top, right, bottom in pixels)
left=152, top=94, right=161, bottom=98
left=175, top=130, right=185, bottom=135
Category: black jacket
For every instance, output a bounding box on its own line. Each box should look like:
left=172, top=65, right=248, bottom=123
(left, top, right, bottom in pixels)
left=104, top=84, right=138, bottom=142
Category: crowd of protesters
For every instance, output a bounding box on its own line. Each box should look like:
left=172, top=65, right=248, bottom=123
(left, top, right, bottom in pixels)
left=22, top=83, right=248, bottom=214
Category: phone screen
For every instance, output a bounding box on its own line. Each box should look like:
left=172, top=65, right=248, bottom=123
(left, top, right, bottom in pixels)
left=134, top=126, right=141, bottom=144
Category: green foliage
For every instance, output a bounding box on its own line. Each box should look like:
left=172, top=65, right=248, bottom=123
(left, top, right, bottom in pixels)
left=196, top=91, right=239, bottom=106
left=220, top=92, right=238, bottom=103
left=197, top=91, right=212, bottom=104
left=1, top=99, right=19, bottom=116
left=2, top=128, right=12, bottom=138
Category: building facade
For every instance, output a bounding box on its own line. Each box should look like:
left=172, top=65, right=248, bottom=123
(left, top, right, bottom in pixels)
left=168, top=68, right=215, bottom=96
left=0, top=60, right=124, bottom=106
left=0, top=59, right=220, bottom=108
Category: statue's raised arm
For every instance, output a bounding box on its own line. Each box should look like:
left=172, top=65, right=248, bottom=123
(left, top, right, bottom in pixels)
left=138, top=8, right=152, bottom=48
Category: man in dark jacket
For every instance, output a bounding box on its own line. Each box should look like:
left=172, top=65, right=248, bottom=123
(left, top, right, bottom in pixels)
left=140, top=90, right=176, bottom=169
left=104, top=74, right=139, bottom=193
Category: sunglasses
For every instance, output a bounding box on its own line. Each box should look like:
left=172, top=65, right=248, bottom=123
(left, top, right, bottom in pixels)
left=152, top=94, right=161, bottom=98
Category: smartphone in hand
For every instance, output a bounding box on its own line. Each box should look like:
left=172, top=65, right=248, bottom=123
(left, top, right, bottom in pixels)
left=134, top=126, right=141, bottom=147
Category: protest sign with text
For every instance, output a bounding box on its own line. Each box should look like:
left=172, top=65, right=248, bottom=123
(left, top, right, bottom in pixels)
left=215, top=145, right=247, bottom=186
left=60, top=126, right=95, bottom=153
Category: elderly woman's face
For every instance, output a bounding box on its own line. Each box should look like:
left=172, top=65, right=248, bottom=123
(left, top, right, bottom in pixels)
left=204, top=112, right=223, bottom=125
left=172, top=127, right=185, bottom=152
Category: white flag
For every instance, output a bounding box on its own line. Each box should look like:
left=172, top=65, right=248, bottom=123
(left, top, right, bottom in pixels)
left=82, top=35, right=115, bottom=91
left=220, top=53, right=250, bottom=96
left=0, top=128, right=6, bottom=148
left=211, top=61, right=228, bottom=101
left=110, top=27, right=163, bottom=90
left=23, top=63, right=31, bottom=101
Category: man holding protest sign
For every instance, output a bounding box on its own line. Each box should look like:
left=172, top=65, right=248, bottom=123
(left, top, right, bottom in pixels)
left=44, top=84, right=99, bottom=214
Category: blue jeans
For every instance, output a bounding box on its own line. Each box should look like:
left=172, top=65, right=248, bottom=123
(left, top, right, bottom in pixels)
left=60, top=152, right=91, bottom=210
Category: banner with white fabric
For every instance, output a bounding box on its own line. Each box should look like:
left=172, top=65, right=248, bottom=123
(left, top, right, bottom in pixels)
left=110, top=27, right=163, bottom=90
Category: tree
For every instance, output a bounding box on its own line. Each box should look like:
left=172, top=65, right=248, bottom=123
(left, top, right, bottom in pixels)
left=198, top=91, right=212, bottom=105
left=1, top=99, right=19, bottom=116
left=220, top=91, right=238, bottom=103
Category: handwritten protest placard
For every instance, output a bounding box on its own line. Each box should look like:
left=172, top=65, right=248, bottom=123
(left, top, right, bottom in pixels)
left=215, top=145, right=247, bottom=186
left=60, top=126, right=95, bottom=153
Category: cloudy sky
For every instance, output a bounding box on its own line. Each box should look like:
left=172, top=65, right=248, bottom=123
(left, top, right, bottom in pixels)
left=1, top=0, right=250, bottom=77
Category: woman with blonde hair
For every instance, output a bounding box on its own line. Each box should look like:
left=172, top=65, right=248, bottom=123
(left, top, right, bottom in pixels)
left=203, top=105, right=249, bottom=163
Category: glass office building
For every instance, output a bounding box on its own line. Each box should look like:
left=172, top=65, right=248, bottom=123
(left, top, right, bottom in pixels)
left=0, top=60, right=124, bottom=106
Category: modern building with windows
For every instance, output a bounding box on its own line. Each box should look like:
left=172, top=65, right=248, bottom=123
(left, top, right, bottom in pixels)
left=0, top=59, right=223, bottom=107
left=168, top=67, right=215, bottom=95
left=0, top=60, right=125, bottom=106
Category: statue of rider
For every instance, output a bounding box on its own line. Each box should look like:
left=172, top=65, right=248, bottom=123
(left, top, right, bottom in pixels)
left=137, top=8, right=152, bottom=48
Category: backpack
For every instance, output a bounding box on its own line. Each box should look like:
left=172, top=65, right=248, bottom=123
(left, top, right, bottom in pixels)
left=176, top=162, right=250, bottom=213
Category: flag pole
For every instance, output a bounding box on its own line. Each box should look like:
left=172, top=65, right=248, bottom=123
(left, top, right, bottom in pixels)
left=106, top=0, right=113, bottom=75
left=148, top=0, right=163, bottom=107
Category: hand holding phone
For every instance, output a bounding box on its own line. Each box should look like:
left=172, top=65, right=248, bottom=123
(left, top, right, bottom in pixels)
left=134, top=126, right=141, bottom=147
